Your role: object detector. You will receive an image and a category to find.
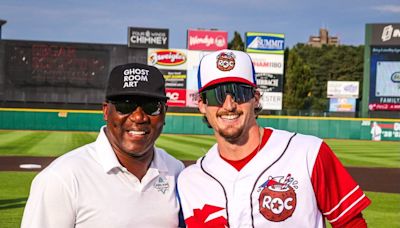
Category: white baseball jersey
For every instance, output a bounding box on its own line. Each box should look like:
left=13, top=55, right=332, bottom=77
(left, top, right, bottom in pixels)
left=22, top=126, right=185, bottom=228
left=177, top=128, right=370, bottom=228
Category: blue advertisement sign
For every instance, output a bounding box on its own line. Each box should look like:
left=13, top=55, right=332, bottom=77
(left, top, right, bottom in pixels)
left=369, top=46, right=400, bottom=111
left=329, top=98, right=356, bottom=112
left=246, top=32, right=285, bottom=54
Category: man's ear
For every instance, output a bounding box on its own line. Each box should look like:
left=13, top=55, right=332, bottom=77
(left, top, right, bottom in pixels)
left=102, top=102, right=109, bottom=121
left=254, top=90, right=261, bottom=105
left=198, top=99, right=207, bottom=114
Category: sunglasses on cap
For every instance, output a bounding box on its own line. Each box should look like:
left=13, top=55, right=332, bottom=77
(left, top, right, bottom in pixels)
left=200, top=83, right=255, bottom=106
left=109, top=99, right=165, bottom=116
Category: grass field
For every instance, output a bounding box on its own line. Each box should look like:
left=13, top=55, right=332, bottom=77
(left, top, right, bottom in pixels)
left=0, top=130, right=399, bottom=227
left=0, top=130, right=399, bottom=167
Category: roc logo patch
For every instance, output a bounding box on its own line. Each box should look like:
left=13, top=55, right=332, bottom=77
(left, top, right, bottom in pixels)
left=216, top=52, right=235, bottom=71
left=258, top=174, right=298, bottom=222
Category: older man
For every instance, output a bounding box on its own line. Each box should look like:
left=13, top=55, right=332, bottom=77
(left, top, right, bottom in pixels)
left=22, top=63, right=184, bottom=228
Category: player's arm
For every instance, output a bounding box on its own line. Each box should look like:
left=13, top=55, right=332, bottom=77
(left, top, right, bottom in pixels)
left=334, top=213, right=367, bottom=228
left=311, top=142, right=371, bottom=227
left=21, top=170, right=76, bottom=228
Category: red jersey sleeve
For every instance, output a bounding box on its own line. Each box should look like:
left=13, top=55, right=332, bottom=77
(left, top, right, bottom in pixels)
left=311, top=142, right=371, bottom=227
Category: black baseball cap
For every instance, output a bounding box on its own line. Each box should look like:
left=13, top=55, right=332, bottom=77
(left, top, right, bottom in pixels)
left=105, top=63, right=168, bottom=101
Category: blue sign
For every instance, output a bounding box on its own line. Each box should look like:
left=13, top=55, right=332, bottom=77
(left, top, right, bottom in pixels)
left=246, top=32, right=285, bottom=54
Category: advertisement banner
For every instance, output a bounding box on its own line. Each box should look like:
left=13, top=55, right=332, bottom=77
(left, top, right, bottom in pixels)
left=371, top=23, right=400, bottom=46
left=128, top=27, right=169, bottom=49
left=248, top=53, right=284, bottom=74
left=186, top=50, right=211, bottom=107
left=246, top=32, right=285, bottom=54
left=369, top=47, right=400, bottom=111
left=260, top=92, right=282, bottom=110
left=166, top=88, right=186, bottom=107
left=148, top=49, right=187, bottom=70
left=256, top=73, right=283, bottom=92
left=327, top=81, right=359, bottom=98
left=187, top=29, right=228, bottom=51
left=160, top=69, right=187, bottom=89
left=329, top=98, right=356, bottom=112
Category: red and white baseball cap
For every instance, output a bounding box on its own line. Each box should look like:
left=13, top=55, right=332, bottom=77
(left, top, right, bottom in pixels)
left=197, top=49, right=257, bottom=92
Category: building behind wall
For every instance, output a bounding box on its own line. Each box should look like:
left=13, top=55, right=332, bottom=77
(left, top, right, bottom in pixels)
left=308, top=28, right=340, bottom=47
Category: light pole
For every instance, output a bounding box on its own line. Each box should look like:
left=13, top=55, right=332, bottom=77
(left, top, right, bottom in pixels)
left=0, top=20, right=7, bottom=39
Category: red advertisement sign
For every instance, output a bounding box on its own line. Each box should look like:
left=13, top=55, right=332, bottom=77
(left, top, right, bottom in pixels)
left=166, top=88, right=186, bottom=107
left=368, top=103, right=400, bottom=111
left=187, top=29, right=228, bottom=51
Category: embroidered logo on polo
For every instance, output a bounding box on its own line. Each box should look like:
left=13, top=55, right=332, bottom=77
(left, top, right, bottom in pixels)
left=258, top=174, right=298, bottom=222
left=216, top=52, right=235, bottom=71
left=154, top=176, right=170, bottom=194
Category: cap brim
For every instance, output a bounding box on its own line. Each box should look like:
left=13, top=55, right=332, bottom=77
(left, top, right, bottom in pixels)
left=198, top=76, right=256, bottom=92
left=106, top=91, right=169, bottom=101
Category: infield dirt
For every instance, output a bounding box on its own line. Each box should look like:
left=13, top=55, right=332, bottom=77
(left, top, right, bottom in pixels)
left=0, top=156, right=398, bottom=193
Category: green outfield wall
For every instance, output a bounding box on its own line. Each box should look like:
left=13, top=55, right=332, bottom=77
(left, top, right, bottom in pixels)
left=0, top=108, right=399, bottom=141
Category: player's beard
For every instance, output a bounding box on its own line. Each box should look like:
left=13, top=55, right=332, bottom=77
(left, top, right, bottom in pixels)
left=216, top=110, right=245, bottom=143
left=218, top=126, right=244, bottom=143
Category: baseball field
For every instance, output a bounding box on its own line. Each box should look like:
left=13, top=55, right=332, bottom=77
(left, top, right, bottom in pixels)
left=0, top=130, right=399, bottom=228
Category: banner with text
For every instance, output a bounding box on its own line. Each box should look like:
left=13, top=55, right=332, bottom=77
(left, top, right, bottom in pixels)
left=248, top=53, right=284, bottom=74
left=260, top=92, right=283, bottom=110
left=245, top=32, right=285, bottom=54
left=368, top=47, right=400, bottom=111
left=128, top=27, right=169, bottom=49
left=186, top=50, right=211, bottom=107
left=187, top=29, right=228, bottom=51
left=327, top=81, right=359, bottom=98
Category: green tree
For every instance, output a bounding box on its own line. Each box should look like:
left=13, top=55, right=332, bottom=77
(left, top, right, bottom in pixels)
left=284, top=44, right=364, bottom=113
left=228, top=31, right=245, bottom=51
left=283, top=48, right=316, bottom=112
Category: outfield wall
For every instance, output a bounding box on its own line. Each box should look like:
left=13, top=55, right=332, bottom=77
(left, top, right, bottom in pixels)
left=0, top=108, right=399, bottom=141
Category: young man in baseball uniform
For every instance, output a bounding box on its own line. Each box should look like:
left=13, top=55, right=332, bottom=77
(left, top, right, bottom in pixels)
left=22, top=63, right=185, bottom=228
left=177, top=50, right=371, bottom=227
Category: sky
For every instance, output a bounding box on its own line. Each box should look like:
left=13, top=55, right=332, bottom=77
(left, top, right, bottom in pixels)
left=0, top=0, right=399, bottom=48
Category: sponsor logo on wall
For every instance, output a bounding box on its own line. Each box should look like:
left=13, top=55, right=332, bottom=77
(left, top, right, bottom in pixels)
left=247, top=50, right=285, bottom=110
left=371, top=23, right=400, bottom=45
left=148, top=49, right=188, bottom=106
left=148, top=49, right=188, bottom=70
left=187, top=29, right=228, bottom=51
left=249, top=53, right=284, bottom=75
left=128, top=27, right=169, bottom=48
left=256, top=73, right=283, bottom=93
left=166, top=88, right=186, bottom=107
left=161, top=69, right=187, bottom=89
left=246, top=32, right=285, bottom=54
left=368, top=47, right=400, bottom=111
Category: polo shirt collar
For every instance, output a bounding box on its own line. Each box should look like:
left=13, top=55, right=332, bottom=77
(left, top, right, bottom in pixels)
left=149, top=147, right=168, bottom=173
left=94, top=126, right=123, bottom=173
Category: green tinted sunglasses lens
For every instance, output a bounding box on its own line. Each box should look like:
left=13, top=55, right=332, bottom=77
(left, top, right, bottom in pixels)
left=202, top=84, right=255, bottom=106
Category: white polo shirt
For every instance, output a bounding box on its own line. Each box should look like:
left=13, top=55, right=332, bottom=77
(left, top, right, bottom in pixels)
left=21, top=126, right=185, bottom=228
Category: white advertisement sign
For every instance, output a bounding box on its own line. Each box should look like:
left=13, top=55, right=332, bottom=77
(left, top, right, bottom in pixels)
left=248, top=53, right=284, bottom=74
left=186, top=50, right=211, bottom=107
left=261, top=92, right=283, bottom=110
left=148, top=48, right=188, bottom=70
left=327, top=81, right=360, bottom=98
left=376, top=61, right=400, bottom=97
